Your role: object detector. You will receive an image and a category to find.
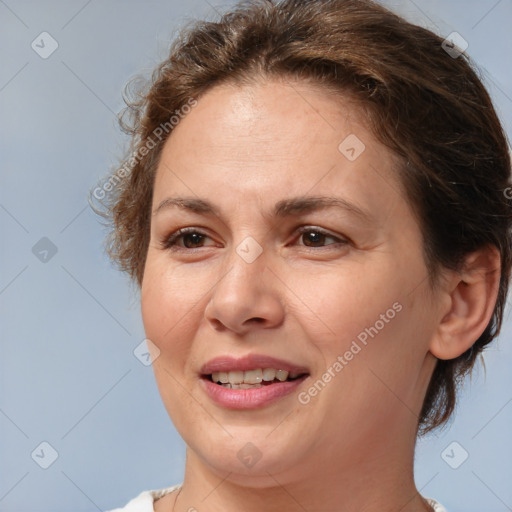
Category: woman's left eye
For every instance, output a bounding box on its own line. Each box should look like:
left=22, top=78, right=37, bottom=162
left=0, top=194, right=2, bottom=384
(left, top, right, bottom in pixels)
left=294, top=227, right=348, bottom=248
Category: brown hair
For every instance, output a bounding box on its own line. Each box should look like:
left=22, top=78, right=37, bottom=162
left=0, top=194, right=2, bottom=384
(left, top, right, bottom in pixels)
left=94, top=0, right=512, bottom=434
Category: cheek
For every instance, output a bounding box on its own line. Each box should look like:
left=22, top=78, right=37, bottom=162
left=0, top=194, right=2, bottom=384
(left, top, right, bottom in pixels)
left=140, top=255, right=202, bottom=352
left=293, top=255, right=432, bottom=408
left=290, top=260, right=403, bottom=349
left=140, top=261, right=202, bottom=420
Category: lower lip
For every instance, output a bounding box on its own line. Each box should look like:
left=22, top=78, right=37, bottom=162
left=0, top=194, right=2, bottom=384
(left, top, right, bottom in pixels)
left=200, top=376, right=308, bottom=409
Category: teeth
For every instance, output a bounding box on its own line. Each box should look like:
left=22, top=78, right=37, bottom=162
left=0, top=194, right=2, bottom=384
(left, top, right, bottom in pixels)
left=228, top=371, right=244, bottom=384
left=244, top=368, right=263, bottom=384
left=211, top=368, right=297, bottom=385
left=222, top=383, right=263, bottom=389
left=276, top=369, right=288, bottom=382
left=262, top=368, right=276, bottom=381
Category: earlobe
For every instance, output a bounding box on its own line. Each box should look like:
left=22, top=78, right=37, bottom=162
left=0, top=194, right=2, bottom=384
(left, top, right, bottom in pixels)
left=429, top=245, right=501, bottom=361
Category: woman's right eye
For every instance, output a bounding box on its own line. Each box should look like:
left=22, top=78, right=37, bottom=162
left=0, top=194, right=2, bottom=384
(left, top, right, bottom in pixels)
left=162, top=228, right=215, bottom=250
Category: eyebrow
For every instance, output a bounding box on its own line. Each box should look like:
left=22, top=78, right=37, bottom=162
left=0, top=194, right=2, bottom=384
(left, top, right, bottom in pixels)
left=153, top=195, right=374, bottom=223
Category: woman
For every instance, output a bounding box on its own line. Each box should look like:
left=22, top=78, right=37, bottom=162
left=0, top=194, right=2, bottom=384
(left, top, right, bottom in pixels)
left=100, top=0, right=512, bottom=510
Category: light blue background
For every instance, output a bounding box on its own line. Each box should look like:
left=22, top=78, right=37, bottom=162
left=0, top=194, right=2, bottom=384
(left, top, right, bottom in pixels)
left=1, top=1, right=511, bottom=511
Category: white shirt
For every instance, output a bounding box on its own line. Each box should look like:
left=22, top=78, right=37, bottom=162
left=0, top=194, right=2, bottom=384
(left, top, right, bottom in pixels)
left=106, top=484, right=448, bottom=512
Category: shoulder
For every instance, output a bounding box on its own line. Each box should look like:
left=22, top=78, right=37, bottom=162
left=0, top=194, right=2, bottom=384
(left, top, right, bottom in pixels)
left=106, top=484, right=182, bottom=512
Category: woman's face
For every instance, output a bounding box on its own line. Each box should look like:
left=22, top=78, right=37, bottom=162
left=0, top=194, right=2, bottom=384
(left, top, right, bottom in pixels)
left=141, top=79, right=442, bottom=484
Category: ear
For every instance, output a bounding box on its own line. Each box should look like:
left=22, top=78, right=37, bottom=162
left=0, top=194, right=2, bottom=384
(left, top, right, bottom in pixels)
left=429, top=245, right=501, bottom=360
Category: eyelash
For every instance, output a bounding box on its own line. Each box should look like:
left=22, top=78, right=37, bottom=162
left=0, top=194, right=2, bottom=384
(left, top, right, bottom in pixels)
left=161, top=226, right=349, bottom=251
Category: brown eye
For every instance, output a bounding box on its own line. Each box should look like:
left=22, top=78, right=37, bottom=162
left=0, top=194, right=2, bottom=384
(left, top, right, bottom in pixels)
left=162, top=228, right=214, bottom=250
left=301, top=230, right=329, bottom=247
left=181, top=232, right=206, bottom=248
left=296, top=227, right=347, bottom=248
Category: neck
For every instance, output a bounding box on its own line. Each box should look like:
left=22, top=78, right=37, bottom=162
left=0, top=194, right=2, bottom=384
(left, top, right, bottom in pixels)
left=174, top=431, right=430, bottom=512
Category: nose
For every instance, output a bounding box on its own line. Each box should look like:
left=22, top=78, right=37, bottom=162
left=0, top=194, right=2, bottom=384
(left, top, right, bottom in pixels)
left=204, top=245, right=285, bottom=335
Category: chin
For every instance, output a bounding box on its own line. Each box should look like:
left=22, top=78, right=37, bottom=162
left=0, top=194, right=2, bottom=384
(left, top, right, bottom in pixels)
left=186, top=427, right=310, bottom=484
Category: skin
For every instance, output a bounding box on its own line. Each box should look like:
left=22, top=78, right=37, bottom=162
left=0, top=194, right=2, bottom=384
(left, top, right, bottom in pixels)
left=141, top=78, right=500, bottom=512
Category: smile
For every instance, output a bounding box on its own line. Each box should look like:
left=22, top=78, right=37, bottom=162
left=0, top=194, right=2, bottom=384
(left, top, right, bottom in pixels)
left=199, top=354, right=310, bottom=408
left=208, top=368, right=305, bottom=388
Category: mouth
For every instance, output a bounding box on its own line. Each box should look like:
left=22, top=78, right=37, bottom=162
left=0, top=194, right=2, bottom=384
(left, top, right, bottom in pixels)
left=202, top=368, right=309, bottom=389
left=199, top=354, right=310, bottom=408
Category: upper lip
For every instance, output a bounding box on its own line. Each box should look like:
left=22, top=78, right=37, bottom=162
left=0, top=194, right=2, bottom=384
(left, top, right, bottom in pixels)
left=200, top=354, right=310, bottom=375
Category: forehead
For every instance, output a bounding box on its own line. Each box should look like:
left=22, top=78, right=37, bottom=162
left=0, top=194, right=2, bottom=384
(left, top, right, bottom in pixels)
left=153, top=79, right=403, bottom=217
left=160, top=79, right=367, bottom=161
